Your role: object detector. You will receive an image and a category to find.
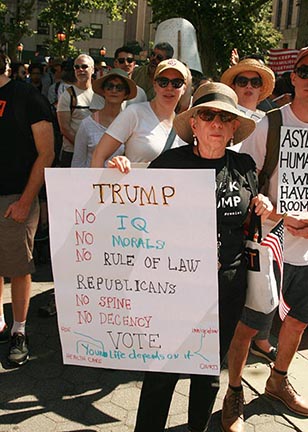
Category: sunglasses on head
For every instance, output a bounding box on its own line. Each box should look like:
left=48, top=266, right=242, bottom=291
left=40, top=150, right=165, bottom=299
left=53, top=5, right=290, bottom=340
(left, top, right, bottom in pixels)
left=151, top=52, right=165, bottom=62
left=73, top=64, right=89, bottom=70
left=197, top=109, right=238, bottom=123
left=155, top=77, right=185, bottom=89
left=234, top=76, right=263, bottom=88
left=103, top=82, right=126, bottom=92
left=294, top=64, right=308, bottom=79
left=117, top=57, right=134, bottom=64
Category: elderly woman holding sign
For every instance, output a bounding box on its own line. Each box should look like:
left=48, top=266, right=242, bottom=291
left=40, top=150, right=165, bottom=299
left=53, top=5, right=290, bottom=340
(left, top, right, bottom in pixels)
left=110, top=82, right=273, bottom=432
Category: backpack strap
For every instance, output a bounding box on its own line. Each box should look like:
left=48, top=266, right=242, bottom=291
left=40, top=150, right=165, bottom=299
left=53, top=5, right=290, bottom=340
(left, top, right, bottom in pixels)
left=66, top=85, right=77, bottom=113
left=258, top=108, right=282, bottom=194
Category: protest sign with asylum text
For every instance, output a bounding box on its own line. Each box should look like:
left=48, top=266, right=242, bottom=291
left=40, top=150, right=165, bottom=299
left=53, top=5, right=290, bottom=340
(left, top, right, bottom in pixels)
left=277, top=126, right=308, bottom=214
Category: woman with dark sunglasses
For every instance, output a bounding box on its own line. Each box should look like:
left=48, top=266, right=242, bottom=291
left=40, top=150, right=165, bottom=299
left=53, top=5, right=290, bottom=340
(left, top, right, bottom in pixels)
left=91, top=59, right=188, bottom=168
left=72, top=69, right=137, bottom=168
left=221, top=58, right=275, bottom=123
left=106, top=82, right=273, bottom=432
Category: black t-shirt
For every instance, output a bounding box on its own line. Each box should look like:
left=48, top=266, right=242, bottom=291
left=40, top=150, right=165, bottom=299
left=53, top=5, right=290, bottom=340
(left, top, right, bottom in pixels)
left=149, top=145, right=258, bottom=269
left=0, top=80, right=52, bottom=195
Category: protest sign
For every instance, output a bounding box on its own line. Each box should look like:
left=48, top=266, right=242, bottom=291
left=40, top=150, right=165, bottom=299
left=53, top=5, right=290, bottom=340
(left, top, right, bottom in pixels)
left=278, top=126, right=308, bottom=214
left=45, top=168, right=219, bottom=375
left=269, top=48, right=299, bottom=75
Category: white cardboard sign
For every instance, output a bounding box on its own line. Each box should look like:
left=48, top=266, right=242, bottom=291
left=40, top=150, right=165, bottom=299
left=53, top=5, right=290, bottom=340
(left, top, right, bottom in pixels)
left=278, top=126, right=308, bottom=214
left=45, top=168, right=219, bottom=375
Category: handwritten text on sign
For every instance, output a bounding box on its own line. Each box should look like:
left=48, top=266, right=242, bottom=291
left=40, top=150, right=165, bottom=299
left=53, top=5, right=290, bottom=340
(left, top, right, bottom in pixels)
left=45, top=168, right=219, bottom=375
left=278, top=126, right=308, bottom=214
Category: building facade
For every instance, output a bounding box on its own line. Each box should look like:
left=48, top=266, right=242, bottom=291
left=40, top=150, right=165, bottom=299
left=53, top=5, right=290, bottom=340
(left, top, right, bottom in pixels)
left=3, top=0, right=155, bottom=63
left=271, top=0, right=308, bottom=48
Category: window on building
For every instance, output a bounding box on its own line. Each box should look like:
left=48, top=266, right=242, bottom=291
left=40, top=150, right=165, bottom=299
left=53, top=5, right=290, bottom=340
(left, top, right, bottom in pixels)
left=276, top=0, right=283, bottom=28
left=286, top=0, right=294, bottom=28
left=37, top=20, right=49, bottom=35
left=90, top=23, right=103, bottom=39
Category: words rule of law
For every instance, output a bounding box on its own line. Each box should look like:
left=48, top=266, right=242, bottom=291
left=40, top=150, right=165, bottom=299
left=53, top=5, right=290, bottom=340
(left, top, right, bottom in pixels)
left=45, top=168, right=219, bottom=375
left=278, top=126, right=308, bottom=214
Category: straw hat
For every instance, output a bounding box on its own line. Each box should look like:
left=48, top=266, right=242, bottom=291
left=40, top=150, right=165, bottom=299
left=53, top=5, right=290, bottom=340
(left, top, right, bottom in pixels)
left=220, top=59, right=275, bottom=102
left=92, top=68, right=137, bottom=100
left=173, top=82, right=256, bottom=145
left=154, top=59, right=188, bottom=83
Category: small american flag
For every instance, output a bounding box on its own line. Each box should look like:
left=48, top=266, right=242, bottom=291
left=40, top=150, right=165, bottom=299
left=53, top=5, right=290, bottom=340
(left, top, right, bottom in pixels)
left=261, top=218, right=290, bottom=320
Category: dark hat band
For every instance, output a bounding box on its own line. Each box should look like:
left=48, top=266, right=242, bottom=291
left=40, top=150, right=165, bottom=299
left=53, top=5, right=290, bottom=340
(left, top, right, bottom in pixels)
left=192, top=93, right=237, bottom=109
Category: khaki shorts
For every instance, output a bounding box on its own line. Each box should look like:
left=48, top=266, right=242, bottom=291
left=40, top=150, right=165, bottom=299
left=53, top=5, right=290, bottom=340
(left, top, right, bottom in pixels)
left=0, top=195, right=39, bottom=278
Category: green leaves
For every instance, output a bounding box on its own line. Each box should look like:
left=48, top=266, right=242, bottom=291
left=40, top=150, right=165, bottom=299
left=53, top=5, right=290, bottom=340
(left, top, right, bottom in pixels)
left=149, top=0, right=281, bottom=76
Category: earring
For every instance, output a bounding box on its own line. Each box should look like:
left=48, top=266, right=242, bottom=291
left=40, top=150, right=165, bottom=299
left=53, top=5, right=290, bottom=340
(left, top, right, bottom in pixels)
left=193, top=134, right=198, bottom=146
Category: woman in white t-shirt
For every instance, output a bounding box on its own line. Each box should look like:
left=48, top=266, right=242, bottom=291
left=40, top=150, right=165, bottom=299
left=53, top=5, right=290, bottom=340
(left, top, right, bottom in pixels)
left=91, top=59, right=189, bottom=167
left=72, top=69, right=137, bottom=167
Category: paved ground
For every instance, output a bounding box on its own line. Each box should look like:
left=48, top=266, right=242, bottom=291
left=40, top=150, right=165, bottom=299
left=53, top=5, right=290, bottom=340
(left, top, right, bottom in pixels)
left=1, top=262, right=308, bottom=432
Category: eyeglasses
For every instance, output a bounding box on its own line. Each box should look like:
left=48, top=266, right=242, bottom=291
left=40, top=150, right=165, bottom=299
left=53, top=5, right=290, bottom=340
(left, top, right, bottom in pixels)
left=103, top=82, right=126, bottom=92
left=155, top=77, right=185, bottom=89
left=234, top=76, right=263, bottom=88
left=197, top=109, right=238, bottom=123
left=117, top=57, right=134, bottom=64
left=150, top=52, right=165, bottom=62
left=294, top=64, right=308, bottom=79
left=73, top=64, right=89, bottom=70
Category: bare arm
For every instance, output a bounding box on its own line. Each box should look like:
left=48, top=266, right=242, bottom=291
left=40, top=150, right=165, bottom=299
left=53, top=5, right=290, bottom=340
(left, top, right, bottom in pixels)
left=57, top=111, right=75, bottom=145
left=5, top=120, right=54, bottom=223
left=91, top=133, right=122, bottom=168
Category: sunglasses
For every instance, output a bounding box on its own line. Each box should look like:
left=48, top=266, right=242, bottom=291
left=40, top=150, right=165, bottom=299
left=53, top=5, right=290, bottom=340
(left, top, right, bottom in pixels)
left=150, top=52, right=165, bottom=62
left=117, top=57, right=134, bottom=64
left=295, top=64, right=308, bottom=79
left=103, top=82, right=126, bottom=92
left=155, top=77, right=185, bottom=89
left=197, top=109, right=238, bottom=123
left=234, top=76, right=263, bottom=88
left=73, top=64, right=89, bottom=70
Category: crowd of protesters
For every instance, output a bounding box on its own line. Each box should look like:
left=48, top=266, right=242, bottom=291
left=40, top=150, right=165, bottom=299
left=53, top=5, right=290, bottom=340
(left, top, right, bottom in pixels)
left=0, top=42, right=308, bottom=432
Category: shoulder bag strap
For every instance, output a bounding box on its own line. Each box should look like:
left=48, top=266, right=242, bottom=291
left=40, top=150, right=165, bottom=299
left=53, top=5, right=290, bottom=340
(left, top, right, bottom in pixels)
left=258, top=108, right=282, bottom=194
left=161, top=127, right=176, bottom=154
left=247, top=208, right=262, bottom=243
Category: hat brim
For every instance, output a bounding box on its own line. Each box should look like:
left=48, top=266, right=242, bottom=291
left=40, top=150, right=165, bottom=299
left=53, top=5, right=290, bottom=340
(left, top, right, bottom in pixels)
left=92, top=72, right=137, bottom=100
left=221, top=61, right=275, bottom=102
left=174, top=100, right=256, bottom=145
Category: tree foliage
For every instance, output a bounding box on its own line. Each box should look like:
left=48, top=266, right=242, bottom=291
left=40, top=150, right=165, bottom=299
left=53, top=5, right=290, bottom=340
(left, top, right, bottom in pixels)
left=149, top=0, right=281, bottom=77
left=0, top=0, right=36, bottom=61
left=39, top=0, right=136, bottom=58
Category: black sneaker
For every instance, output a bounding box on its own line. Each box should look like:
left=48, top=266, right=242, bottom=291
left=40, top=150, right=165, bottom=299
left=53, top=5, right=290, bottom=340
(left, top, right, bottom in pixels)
left=0, top=324, right=9, bottom=344
left=250, top=341, right=277, bottom=363
left=8, top=332, right=29, bottom=366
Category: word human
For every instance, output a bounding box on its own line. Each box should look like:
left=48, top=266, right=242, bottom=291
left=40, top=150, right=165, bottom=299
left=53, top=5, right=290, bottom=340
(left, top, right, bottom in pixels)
left=92, top=183, right=175, bottom=206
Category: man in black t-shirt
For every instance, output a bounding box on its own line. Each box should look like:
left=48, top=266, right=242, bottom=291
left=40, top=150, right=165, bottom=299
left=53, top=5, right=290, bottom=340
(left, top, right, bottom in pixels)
left=0, top=53, right=54, bottom=366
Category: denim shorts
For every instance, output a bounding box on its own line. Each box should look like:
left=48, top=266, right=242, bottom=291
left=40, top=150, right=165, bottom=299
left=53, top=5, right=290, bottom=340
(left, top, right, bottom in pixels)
left=283, top=263, right=308, bottom=324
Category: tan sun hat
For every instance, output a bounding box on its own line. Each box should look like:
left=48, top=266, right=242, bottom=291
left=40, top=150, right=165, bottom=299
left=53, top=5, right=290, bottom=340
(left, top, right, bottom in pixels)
left=173, top=82, right=256, bottom=145
left=154, top=58, right=188, bottom=83
left=92, top=68, right=137, bottom=100
left=220, top=58, right=275, bottom=102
